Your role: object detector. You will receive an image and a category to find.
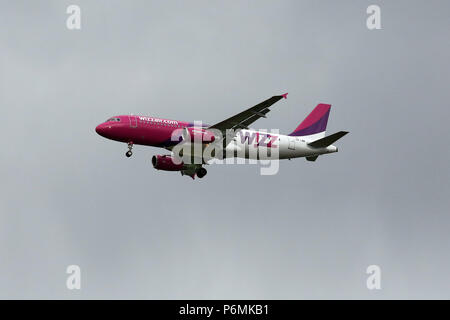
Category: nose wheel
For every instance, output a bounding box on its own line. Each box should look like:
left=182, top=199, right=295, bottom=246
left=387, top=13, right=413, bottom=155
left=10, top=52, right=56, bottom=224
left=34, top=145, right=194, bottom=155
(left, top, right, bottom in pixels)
left=125, top=142, right=133, bottom=157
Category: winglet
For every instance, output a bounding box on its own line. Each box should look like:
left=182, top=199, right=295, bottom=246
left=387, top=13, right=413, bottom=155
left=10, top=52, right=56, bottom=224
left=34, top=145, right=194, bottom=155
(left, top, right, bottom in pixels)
left=282, top=93, right=288, bottom=99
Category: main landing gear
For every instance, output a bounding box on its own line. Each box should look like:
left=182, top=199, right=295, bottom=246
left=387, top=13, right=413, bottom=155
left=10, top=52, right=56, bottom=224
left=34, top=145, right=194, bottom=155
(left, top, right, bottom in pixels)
left=125, top=142, right=133, bottom=157
left=196, top=167, right=207, bottom=179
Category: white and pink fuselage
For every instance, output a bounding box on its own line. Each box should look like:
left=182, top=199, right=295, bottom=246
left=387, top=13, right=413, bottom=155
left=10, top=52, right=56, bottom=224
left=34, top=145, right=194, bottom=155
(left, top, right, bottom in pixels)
left=95, top=102, right=346, bottom=178
left=95, top=115, right=337, bottom=161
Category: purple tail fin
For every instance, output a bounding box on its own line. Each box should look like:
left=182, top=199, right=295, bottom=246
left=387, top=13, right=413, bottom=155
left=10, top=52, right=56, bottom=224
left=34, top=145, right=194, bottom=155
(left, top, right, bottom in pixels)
left=289, top=103, right=331, bottom=136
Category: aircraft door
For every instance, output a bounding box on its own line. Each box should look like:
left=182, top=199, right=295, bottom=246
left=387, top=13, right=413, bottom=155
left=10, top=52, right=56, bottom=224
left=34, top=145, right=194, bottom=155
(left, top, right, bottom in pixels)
left=129, top=115, right=138, bottom=128
left=288, top=137, right=295, bottom=150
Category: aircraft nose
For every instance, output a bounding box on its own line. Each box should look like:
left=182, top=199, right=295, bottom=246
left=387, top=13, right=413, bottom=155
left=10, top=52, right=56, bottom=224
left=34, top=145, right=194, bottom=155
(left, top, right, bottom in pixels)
left=95, top=124, right=107, bottom=136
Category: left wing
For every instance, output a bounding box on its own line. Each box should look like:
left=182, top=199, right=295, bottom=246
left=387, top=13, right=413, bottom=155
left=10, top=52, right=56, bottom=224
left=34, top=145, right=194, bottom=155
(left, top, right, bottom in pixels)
left=208, top=93, right=288, bottom=133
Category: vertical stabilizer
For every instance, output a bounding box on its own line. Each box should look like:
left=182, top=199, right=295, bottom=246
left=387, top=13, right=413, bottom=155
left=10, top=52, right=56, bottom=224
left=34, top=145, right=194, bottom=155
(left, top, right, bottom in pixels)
left=289, top=104, right=331, bottom=140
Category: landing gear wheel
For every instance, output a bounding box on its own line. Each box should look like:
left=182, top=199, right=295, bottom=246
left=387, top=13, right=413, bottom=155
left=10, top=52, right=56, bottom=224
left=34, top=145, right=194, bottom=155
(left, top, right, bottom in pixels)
left=125, top=142, right=133, bottom=158
left=196, top=168, right=207, bottom=178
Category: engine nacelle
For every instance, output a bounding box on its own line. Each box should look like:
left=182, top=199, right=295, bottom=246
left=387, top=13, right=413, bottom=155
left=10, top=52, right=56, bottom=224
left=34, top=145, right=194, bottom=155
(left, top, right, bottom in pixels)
left=152, top=155, right=184, bottom=171
left=185, top=127, right=216, bottom=143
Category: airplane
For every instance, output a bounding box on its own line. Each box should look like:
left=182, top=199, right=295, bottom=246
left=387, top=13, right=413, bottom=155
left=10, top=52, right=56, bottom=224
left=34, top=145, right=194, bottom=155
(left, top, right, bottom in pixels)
left=95, top=93, right=348, bottom=179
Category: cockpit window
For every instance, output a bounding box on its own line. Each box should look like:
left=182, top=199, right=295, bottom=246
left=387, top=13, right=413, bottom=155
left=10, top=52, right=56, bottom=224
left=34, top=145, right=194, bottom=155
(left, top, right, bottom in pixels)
left=106, top=117, right=121, bottom=122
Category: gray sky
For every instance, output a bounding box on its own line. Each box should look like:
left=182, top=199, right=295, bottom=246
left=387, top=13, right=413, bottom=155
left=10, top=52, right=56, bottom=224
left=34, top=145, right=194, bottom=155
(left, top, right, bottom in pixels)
left=1, top=0, right=449, bottom=299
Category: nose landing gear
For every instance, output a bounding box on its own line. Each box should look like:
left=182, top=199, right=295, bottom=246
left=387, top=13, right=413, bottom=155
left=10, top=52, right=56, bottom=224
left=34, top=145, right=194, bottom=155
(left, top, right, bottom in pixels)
left=125, top=142, right=133, bottom=157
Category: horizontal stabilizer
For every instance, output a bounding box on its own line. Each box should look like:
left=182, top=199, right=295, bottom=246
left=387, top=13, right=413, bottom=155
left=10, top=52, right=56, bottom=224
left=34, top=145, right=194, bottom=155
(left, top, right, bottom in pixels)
left=308, top=131, right=348, bottom=148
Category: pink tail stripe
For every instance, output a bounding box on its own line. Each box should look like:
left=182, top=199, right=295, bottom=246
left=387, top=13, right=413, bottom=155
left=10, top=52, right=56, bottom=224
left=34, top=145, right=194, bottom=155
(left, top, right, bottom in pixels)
left=289, top=103, right=331, bottom=136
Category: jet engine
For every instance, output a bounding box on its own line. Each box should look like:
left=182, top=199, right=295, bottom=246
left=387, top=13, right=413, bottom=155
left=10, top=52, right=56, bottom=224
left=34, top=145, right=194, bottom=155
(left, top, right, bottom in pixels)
left=151, top=155, right=184, bottom=171
left=152, top=154, right=208, bottom=179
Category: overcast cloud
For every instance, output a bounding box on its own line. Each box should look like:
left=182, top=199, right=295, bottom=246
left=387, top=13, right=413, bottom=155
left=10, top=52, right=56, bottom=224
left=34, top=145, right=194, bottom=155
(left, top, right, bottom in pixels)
left=0, top=0, right=449, bottom=299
